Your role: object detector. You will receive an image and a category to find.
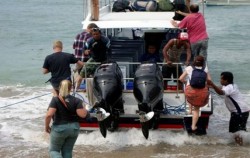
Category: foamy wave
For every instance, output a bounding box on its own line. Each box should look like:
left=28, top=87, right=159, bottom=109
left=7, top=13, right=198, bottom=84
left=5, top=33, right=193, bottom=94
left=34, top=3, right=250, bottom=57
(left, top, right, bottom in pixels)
left=0, top=86, right=249, bottom=149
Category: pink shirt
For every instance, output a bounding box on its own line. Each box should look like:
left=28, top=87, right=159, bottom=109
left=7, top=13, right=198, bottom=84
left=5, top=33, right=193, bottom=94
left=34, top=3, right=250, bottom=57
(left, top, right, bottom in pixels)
left=178, top=13, right=208, bottom=44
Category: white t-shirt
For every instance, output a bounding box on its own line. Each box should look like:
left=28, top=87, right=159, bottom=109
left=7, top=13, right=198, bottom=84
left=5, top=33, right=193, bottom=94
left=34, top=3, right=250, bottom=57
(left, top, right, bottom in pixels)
left=222, top=84, right=250, bottom=113
left=184, top=65, right=209, bottom=85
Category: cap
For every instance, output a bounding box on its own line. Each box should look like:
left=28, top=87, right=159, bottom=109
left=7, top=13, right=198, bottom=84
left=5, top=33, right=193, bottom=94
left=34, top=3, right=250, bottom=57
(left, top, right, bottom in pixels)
left=179, top=32, right=189, bottom=41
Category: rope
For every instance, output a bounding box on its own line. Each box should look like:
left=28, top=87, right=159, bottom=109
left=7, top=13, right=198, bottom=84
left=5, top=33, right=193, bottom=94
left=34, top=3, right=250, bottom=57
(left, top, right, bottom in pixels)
left=163, top=100, right=186, bottom=115
left=0, top=93, right=51, bottom=109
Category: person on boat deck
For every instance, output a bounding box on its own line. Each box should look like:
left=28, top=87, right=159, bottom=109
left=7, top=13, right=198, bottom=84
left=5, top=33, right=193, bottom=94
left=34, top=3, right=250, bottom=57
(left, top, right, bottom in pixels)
left=162, top=32, right=191, bottom=89
left=207, top=72, right=250, bottom=145
left=171, top=4, right=209, bottom=61
left=140, top=44, right=162, bottom=63
left=73, top=23, right=99, bottom=62
left=73, top=23, right=98, bottom=88
left=179, top=55, right=211, bottom=133
left=45, top=80, right=89, bottom=158
left=42, top=40, right=84, bottom=96
left=78, top=28, right=110, bottom=80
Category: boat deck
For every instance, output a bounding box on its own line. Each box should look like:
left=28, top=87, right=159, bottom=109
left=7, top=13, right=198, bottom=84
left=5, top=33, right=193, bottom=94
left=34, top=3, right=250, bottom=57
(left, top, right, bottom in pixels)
left=83, top=8, right=176, bottom=29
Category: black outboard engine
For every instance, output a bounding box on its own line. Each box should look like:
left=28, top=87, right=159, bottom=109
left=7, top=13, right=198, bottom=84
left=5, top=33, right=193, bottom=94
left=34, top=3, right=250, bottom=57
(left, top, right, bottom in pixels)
left=93, top=62, right=124, bottom=137
left=133, top=63, right=164, bottom=139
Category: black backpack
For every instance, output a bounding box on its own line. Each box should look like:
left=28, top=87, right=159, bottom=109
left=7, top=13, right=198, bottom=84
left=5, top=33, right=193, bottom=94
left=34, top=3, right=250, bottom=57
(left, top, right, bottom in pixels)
left=190, top=66, right=207, bottom=89
left=131, top=0, right=158, bottom=11
left=112, top=0, right=133, bottom=12
left=172, top=0, right=189, bottom=21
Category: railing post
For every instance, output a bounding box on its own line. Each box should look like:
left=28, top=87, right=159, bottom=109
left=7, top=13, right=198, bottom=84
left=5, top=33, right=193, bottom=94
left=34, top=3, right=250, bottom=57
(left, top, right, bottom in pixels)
left=91, top=0, right=99, bottom=21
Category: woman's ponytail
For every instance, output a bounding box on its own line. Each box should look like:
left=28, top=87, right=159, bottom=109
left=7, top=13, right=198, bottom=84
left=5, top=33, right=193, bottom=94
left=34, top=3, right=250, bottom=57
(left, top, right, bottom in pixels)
left=59, top=80, right=72, bottom=97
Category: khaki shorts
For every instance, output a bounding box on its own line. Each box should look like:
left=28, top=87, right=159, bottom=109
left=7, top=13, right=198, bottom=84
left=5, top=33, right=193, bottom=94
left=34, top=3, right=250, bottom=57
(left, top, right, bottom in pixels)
left=80, top=58, right=99, bottom=77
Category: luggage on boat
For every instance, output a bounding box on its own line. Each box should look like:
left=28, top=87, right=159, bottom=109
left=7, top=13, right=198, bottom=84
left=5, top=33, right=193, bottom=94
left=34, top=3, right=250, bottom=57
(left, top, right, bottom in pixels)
left=172, top=0, right=189, bottom=21
left=131, top=0, right=158, bottom=11
left=158, top=0, right=174, bottom=11
left=112, top=0, right=133, bottom=12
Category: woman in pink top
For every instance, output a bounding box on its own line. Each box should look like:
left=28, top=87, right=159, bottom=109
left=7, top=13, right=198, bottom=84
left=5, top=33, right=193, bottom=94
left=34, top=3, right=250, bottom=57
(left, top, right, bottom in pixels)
left=171, top=4, right=209, bottom=61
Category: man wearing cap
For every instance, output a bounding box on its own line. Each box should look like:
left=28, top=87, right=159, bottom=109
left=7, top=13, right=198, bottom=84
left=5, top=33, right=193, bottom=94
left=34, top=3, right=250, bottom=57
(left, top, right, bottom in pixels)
left=171, top=4, right=209, bottom=61
left=162, top=32, right=191, bottom=89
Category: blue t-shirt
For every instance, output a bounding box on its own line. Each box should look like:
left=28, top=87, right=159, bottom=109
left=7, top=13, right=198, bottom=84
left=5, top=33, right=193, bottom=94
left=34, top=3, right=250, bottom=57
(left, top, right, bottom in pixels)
left=140, top=53, right=161, bottom=63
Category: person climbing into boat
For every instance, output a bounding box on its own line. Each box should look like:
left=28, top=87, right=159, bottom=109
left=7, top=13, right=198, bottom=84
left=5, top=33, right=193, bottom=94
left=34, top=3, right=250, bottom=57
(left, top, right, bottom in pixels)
left=207, top=72, right=250, bottom=145
left=140, top=43, right=162, bottom=63
left=45, top=79, right=89, bottom=158
left=78, top=27, right=110, bottom=80
left=179, top=55, right=211, bottom=134
left=162, top=32, right=191, bottom=89
left=73, top=23, right=99, bottom=88
left=171, top=4, right=209, bottom=61
left=42, top=40, right=84, bottom=96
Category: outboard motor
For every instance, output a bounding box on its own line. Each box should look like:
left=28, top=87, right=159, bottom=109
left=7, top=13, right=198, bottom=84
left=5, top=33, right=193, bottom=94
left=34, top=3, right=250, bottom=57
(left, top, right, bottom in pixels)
left=133, top=63, right=164, bottom=139
left=93, top=62, right=124, bottom=137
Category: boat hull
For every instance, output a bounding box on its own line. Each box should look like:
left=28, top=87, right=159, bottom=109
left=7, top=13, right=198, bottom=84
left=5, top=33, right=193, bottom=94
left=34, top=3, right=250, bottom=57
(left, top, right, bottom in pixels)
left=79, top=112, right=212, bottom=135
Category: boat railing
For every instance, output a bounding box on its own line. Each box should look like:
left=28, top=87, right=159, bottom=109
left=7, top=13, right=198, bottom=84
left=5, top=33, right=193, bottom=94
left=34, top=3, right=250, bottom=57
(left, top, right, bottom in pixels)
left=83, top=0, right=115, bottom=20
left=79, top=61, right=184, bottom=95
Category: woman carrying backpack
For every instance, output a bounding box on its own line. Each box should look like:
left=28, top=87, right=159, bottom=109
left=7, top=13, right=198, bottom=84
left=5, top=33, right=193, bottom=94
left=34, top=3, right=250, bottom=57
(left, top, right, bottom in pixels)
left=179, top=55, right=211, bottom=133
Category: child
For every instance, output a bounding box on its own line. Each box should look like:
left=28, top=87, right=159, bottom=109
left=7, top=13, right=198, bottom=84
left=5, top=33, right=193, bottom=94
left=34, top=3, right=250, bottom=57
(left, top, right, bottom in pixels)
left=140, top=44, right=161, bottom=63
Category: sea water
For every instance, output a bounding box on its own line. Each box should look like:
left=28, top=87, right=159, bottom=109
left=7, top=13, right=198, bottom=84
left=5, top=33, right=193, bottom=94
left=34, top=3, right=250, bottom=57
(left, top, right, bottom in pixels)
left=0, top=0, right=250, bottom=157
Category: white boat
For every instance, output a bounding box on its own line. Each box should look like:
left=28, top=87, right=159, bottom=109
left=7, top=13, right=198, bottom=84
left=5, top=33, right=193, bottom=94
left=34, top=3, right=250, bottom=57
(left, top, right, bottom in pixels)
left=206, top=0, right=250, bottom=6
left=77, top=0, right=213, bottom=139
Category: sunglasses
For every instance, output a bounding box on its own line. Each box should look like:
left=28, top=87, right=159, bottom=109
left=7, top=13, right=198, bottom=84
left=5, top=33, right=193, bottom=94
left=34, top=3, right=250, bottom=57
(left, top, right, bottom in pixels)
left=92, top=28, right=100, bottom=32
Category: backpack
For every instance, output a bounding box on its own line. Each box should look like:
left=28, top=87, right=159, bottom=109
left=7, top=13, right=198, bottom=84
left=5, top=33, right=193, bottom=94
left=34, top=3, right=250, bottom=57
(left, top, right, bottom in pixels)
left=190, top=66, right=207, bottom=89
left=112, top=0, right=133, bottom=12
left=131, top=0, right=158, bottom=11
left=158, top=0, right=174, bottom=11
left=172, top=0, right=189, bottom=21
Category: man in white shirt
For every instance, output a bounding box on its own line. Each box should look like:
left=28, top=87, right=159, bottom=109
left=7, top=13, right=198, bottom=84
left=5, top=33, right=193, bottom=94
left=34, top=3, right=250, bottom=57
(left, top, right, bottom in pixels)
left=208, top=71, right=250, bottom=145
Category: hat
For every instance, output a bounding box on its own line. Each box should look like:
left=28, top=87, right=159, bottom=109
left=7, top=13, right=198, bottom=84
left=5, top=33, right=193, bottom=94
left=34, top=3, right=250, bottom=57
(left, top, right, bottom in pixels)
left=178, top=32, right=189, bottom=41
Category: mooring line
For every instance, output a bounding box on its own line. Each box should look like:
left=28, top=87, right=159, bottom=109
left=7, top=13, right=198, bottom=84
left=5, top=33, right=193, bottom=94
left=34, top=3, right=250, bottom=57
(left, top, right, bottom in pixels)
left=0, top=92, right=51, bottom=109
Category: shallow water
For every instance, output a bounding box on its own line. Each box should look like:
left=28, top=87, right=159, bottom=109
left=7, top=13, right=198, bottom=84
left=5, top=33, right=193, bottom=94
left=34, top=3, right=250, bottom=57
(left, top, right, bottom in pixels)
left=0, top=1, right=250, bottom=157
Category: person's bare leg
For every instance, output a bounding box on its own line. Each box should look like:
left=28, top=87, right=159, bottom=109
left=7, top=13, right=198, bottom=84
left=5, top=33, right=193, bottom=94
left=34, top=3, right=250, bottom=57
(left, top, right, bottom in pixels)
left=191, top=106, right=200, bottom=131
left=234, top=134, right=243, bottom=146
left=75, top=75, right=83, bottom=89
left=187, top=103, right=192, bottom=115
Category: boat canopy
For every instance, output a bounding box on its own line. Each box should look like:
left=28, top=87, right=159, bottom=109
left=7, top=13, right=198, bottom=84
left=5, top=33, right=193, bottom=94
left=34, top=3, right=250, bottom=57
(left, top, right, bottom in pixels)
left=82, top=12, right=176, bottom=29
